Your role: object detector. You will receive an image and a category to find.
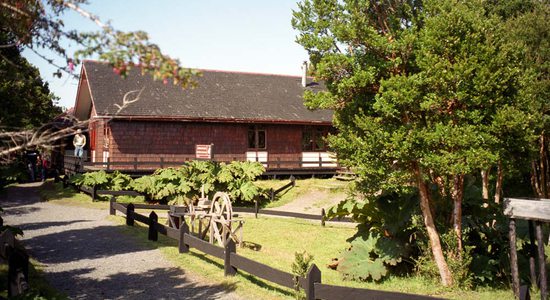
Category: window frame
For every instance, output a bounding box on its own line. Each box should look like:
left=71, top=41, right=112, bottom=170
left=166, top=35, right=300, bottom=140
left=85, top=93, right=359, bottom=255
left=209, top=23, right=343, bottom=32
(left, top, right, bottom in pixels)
left=302, top=126, right=329, bottom=151
left=247, top=125, right=267, bottom=150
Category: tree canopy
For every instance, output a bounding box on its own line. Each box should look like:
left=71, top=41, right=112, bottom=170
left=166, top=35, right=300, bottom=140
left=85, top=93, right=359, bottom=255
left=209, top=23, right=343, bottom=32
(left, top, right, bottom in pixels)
left=293, top=0, right=543, bottom=286
left=0, top=33, right=61, bottom=130
left=0, top=0, right=198, bottom=87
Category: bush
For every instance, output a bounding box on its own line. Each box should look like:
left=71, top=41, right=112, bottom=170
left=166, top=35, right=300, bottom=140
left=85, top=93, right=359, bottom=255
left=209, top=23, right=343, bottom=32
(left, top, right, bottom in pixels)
left=131, top=160, right=265, bottom=204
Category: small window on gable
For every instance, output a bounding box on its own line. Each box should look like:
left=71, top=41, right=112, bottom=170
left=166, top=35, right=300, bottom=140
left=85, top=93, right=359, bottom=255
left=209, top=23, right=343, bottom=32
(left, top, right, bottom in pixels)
left=248, top=126, right=266, bottom=150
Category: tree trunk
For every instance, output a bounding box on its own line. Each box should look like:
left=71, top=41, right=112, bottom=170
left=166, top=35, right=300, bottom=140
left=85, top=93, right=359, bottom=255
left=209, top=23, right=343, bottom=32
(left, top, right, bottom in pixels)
left=451, top=174, right=464, bottom=255
left=412, top=162, right=453, bottom=286
left=532, top=161, right=542, bottom=198
left=481, top=169, right=490, bottom=201
left=494, top=162, right=503, bottom=204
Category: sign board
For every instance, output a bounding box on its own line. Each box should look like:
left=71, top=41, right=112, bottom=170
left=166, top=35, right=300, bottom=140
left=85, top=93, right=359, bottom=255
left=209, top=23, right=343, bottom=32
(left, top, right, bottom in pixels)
left=195, top=144, right=213, bottom=159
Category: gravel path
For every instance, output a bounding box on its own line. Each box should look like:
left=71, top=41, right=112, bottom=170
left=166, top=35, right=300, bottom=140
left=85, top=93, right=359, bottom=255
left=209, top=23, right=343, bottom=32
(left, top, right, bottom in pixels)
left=1, top=182, right=241, bottom=300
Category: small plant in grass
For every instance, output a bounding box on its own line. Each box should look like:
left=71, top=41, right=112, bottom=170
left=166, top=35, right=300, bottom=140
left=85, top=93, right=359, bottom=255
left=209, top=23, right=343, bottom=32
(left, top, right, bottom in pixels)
left=291, top=251, right=314, bottom=300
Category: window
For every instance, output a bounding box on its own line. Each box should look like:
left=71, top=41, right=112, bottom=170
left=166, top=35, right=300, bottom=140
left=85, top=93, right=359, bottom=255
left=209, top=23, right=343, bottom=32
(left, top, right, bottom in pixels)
left=248, top=126, right=266, bottom=149
left=302, top=126, right=328, bottom=151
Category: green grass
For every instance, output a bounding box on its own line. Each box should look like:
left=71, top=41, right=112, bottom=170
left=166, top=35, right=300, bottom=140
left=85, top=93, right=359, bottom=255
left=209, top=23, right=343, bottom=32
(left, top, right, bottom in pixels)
left=255, top=178, right=349, bottom=208
left=112, top=212, right=522, bottom=300
left=38, top=179, right=538, bottom=300
left=39, top=180, right=145, bottom=209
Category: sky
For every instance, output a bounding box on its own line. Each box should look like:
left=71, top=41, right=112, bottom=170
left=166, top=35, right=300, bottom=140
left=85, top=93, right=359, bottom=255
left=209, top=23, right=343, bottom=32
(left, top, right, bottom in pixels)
left=23, top=0, right=309, bottom=109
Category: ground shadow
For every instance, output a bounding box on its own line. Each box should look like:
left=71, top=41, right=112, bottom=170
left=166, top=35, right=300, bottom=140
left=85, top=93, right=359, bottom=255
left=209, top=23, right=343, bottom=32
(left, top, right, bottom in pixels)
left=0, top=183, right=43, bottom=208
left=18, top=220, right=90, bottom=231
left=45, top=266, right=237, bottom=299
left=23, top=225, right=160, bottom=264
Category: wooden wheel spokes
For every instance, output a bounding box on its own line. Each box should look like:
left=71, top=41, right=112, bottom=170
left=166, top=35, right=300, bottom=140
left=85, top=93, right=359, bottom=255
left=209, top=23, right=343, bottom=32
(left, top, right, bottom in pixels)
left=209, top=192, right=233, bottom=245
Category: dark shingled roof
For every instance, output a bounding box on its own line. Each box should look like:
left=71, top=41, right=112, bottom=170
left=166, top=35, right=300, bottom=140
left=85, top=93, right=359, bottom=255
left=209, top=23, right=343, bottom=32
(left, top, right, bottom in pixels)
left=83, top=61, right=332, bottom=124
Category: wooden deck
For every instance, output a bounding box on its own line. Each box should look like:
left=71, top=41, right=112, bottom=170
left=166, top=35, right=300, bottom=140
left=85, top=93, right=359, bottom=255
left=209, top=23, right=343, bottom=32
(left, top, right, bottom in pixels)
left=64, top=155, right=341, bottom=176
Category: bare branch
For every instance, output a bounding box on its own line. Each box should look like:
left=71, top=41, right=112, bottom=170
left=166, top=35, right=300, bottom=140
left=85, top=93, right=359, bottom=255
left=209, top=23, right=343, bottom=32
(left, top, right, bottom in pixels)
left=114, top=88, right=145, bottom=114
left=62, top=2, right=111, bottom=31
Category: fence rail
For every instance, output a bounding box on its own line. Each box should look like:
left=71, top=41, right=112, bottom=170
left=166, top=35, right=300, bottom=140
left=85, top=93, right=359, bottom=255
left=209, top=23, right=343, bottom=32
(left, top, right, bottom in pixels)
left=65, top=186, right=355, bottom=224
left=109, top=200, right=441, bottom=300
left=63, top=154, right=341, bottom=176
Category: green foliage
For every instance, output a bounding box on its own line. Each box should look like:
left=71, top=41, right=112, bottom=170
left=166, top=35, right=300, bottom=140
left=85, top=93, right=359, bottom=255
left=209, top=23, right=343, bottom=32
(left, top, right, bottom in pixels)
left=130, top=160, right=265, bottom=204
left=327, top=188, right=419, bottom=281
left=338, top=232, right=405, bottom=281
left=132, top=168, right=191, bottom=204
left=414, top=229, right=474, bottom=289
left=291, top=251, right=314, bottom=300
left=0, top=33, right=61, bottom=132
left=108, top=171, right=134, bottom=191
left=70, top=171, right=134, bottom=192
left=218, top=161, right=265, bottom=202
left=0, top=160, right=29, bottom=189
left=293, top=0, right=544, bottom=287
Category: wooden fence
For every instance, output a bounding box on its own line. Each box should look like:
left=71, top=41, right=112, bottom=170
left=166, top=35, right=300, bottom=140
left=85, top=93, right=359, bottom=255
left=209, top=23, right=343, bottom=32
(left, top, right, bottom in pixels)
left=64, top=154, right=340, bottom=176
left=504, top=198, right=549, bottom=300
left=109, top=199, right=441, bottom=300
left=0, top=220, right=29, bottom=297
left=63, top=185, right=354, bottom=225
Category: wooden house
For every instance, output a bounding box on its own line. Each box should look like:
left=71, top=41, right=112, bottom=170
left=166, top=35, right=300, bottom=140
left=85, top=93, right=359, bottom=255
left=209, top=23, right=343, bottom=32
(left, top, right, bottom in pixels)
left=71, top=61, right=337, bottom=175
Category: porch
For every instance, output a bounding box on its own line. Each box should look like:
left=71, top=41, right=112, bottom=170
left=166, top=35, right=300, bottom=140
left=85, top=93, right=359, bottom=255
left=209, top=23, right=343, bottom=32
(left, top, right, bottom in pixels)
left=63, top=151, right=340, bottom=176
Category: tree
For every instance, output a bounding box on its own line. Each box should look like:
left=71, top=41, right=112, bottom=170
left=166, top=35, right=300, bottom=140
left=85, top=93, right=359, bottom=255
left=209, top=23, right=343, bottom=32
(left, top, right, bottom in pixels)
left=0, top=0, right=199, bottom=161
left=292, top=0, right=537, bottom=286
left=0, top=34, right=61, bottom=130
left=501, top=2, right=550, bottom=199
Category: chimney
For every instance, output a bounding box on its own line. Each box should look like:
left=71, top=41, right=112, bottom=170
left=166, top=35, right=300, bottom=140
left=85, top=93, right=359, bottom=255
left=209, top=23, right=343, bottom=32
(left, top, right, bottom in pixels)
left=301, top=61, right=308, bottom=87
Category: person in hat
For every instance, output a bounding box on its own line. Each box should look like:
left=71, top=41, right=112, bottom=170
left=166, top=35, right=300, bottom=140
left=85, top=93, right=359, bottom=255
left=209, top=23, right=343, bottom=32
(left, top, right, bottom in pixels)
left=73, top=129, right=86, bottom=158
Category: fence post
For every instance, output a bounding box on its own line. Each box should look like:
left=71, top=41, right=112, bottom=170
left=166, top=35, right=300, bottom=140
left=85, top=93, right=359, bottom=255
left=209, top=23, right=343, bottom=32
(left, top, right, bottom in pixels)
left=126, top=203, right=135, bottom=226
left=92, top=185, right=97, bottom=202
left=520, top=285, right=530, bottom=300
left=509, top=218, right=520, bottom=298
left=270, top=188, right=274, bottom=201
left=224, top=239, right=237, bottom=277
left=106, top=157, right=110, bottom=172
left=321, top=208, right=326, bottom=227
left=7, top=247, right=29, bottom=297
left=148, top=211, right=158, bottom=241
left=528, top=220, right=537, bottom=287
left=160, top=157, right=164, bottom=169
left=179, top=218, right=189, bottom=253
left=305, top=264, right=321, bottom=300
left=535, top=221, right=548, bottom=299
left=254, top=198, right=259, bottom=219
left=109, top=196, right=116, bottom=215
left=133, top=157, right=138, bottom=171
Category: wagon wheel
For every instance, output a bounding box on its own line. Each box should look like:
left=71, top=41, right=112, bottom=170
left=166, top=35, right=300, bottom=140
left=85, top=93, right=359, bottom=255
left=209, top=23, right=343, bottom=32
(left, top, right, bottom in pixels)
left=208, top=192, right=233, bottom=245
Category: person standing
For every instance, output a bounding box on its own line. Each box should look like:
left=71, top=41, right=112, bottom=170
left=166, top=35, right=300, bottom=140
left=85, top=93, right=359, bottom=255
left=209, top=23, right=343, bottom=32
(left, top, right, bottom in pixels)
left=73, top=129, right=86, bottom=158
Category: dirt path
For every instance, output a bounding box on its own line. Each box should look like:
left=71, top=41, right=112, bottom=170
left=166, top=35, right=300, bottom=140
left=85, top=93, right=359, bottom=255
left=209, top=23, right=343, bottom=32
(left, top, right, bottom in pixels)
left=1, top=182, right=241, bottom=300
left=269, top=189, right=346, bottom=215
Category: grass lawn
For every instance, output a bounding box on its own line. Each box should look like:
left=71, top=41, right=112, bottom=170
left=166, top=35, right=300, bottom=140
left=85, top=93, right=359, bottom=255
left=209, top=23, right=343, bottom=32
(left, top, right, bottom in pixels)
left=37, top=179, right=544, bottom=300
left=255, top=178, right=349, bottom=209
